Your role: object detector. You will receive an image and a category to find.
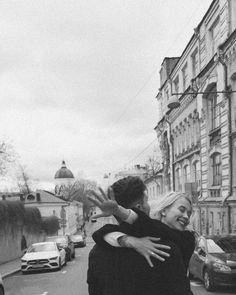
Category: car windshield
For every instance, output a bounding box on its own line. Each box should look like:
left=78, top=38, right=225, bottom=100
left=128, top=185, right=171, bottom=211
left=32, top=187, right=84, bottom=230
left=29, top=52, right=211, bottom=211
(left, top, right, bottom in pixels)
left=207, top=237, right=236, bottom=253
left=47, top=236, right=67, bottom=244
left=28, top=243, right=56, bottom=252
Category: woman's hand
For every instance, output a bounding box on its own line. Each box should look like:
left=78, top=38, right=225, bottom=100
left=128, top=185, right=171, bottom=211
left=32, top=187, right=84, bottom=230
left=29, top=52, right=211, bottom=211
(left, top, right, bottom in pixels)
left=88, top=187, right=131, bottom=221
left=118, top=236, right=171, bottom=267
left=88, top=187, right=119, bottom=218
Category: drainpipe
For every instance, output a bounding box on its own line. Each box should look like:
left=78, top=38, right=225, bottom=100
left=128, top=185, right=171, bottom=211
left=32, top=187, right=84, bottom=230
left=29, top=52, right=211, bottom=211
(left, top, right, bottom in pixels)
left=218, top=50, right=232, bottom=233
left=170, top=135, right=175, bottom=191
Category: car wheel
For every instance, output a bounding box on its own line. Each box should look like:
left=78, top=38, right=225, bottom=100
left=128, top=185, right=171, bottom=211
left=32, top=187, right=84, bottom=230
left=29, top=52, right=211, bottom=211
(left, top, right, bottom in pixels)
left=58, top=259, right=62, bottom=271
left=203, top=269, right=215, bottom=291
left=72, top=250, right=75, bottom=259
left=67, top=250, right=72, bottom=261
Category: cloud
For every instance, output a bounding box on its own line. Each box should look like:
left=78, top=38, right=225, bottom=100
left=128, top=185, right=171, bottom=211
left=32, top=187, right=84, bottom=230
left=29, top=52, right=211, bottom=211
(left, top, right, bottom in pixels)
left=0, top=0, right=213, bottom=186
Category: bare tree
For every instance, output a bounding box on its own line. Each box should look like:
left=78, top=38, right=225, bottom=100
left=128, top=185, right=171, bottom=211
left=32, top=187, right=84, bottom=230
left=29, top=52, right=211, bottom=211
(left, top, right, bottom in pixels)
left=145, top=145, right=163, bottom=184
left=16, top=164, right=32, bottom=194
left=0, top=141, right=16, bottom=176
left=58, top=178, right=97, bottom=220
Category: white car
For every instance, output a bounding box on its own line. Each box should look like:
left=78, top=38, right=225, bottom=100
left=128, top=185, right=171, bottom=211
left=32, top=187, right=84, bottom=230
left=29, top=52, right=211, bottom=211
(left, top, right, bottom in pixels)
left=0, top=273, right=4, bottom=295
left=21, top=242, right=66, bottom=273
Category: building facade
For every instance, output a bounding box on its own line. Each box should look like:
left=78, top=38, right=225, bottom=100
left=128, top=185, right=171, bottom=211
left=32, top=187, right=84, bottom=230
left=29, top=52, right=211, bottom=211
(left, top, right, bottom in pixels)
left=24, top=190, right=82, bottom=235
left=155, top=0, right=236, bottom=234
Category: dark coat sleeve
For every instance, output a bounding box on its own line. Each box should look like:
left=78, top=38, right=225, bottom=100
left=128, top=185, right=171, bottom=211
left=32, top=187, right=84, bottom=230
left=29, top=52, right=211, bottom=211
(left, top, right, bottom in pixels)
left=87, top=246, right=104, bottom=295
left=92, top=222, right=139, bottom=247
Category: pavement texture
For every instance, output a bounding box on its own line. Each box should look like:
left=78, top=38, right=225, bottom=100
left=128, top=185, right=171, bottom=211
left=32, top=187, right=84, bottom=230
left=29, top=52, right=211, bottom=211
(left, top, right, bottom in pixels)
left=0, top=257, right=21, bottom=279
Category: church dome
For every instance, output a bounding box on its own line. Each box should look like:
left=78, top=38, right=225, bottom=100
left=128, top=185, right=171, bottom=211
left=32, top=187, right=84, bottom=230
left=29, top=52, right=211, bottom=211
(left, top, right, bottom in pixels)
left=54, top=160, right=74, bottom=179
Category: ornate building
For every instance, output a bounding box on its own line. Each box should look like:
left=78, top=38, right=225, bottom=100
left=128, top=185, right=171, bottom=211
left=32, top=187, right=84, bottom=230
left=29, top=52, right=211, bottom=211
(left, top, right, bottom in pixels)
left=54, top=160, right=74, bottom=196
left=155, top=0, right=236, bottom=234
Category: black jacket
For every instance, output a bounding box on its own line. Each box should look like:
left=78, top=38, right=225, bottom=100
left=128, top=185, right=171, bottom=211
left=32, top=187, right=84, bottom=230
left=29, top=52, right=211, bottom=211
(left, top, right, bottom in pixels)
left=87, top=209, right=195, bottom=295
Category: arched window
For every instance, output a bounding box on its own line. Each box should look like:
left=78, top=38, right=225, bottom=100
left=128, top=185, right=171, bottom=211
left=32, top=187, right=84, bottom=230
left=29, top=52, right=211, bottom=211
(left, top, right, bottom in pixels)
left=183, top=164, right=190, bottom=183
left=208, top=90, right=220, bottom=131
left=193, top=161, right=201, bottom=187
left=211, top=152, right=222, bottom=185
left=175, top=167, right=182, bottom=191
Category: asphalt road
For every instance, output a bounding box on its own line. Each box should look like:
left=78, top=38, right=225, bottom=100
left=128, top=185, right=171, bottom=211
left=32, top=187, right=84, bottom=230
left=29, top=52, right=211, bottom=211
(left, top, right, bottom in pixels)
left=3, top=220, right=236, bottom=295
left=3, top=243, right=94, bottom=295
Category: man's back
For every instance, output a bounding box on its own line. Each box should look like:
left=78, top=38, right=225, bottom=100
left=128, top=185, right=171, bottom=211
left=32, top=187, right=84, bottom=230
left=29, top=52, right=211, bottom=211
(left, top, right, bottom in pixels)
left=88, top=241, right=192, bottom=295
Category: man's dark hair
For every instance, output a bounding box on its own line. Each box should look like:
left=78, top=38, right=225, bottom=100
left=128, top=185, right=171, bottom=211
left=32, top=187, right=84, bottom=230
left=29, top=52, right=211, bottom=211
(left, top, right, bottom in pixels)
left=111, top=176, right=146, bottom=208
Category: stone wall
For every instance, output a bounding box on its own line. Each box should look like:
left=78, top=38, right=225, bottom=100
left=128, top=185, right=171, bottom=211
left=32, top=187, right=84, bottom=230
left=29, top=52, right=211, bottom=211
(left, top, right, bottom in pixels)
left=0, top=226, right=46, bottom=264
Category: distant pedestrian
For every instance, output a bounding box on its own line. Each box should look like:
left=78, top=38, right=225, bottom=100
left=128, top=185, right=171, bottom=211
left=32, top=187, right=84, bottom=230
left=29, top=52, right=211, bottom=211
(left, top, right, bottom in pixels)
left=21, top=235, right=27, bottom=254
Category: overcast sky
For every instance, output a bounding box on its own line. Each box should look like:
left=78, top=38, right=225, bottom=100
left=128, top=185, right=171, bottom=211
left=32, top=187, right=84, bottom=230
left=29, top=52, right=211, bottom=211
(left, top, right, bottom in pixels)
left=0, top=0, right=213, bottom=189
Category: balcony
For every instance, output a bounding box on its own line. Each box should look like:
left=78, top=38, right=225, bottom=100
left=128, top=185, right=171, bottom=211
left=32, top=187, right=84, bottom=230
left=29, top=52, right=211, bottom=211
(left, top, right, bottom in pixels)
left=209, top=187, right=221, bottom=198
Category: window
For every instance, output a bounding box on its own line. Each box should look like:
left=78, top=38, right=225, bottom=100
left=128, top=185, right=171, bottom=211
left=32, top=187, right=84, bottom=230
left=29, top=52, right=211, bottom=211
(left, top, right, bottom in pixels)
left=210, top=212, right=214, bottom=233
left=165, top=89, right=169, bottom=101
left=211, top=153, right=222, bottom=186
left=193, top=161, right=201, bottom=187
left=182, top=64, right=188, bottom=91
left=208, top=93, right=220, bottom=130
left=209, top=18, right=220, bottom=56
left=175, top=168, right=182, bottom=191
left=191, top=49, right=198, bottom=78
left=173, top=76, right=179, bottom=94
left=183, top=165, right=190, bottom=183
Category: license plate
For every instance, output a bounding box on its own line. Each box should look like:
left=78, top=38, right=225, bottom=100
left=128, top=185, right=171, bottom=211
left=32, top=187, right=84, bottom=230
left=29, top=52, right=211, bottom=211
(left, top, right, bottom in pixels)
left=32, top=264, right=43, bottom=268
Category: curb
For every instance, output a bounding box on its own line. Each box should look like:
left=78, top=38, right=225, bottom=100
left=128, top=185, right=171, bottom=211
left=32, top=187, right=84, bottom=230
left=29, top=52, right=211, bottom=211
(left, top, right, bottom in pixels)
left=2, top=268, right=20, bottom=279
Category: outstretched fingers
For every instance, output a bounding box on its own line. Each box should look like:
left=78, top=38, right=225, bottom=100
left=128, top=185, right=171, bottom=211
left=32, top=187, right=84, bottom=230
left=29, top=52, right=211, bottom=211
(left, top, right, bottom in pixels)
left=107, top=187, right=116, bottom=201
left=148, top=237, right=171, bottom=250
left=92, top=213, right=107, bottom=219
left=87, top=196, right=101, bottom=207
left=145, top=255, right=154, bottom=268
left=90, top=190, right=105, bottom=203
left=98, top=187, right=109, bottom=200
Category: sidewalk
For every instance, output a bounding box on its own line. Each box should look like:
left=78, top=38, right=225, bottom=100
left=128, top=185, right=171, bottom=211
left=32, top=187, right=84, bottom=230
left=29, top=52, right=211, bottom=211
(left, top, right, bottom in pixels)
left=0, top=258, right=21, bottom=279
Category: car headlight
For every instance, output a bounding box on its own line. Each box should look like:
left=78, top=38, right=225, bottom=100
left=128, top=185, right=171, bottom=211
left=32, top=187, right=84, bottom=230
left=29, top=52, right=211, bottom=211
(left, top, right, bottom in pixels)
left=21, top=259, right=27, bottom=263
left=50, top=256, right=59, bottom=260
left=213, top=261, right=231, bottom=272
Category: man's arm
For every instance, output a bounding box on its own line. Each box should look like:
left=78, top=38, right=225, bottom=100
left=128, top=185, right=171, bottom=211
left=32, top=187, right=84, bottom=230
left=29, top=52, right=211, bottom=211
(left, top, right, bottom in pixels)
left=87, top=246, right=105, bottom=295
left=92, top=223, right=134, bottom=247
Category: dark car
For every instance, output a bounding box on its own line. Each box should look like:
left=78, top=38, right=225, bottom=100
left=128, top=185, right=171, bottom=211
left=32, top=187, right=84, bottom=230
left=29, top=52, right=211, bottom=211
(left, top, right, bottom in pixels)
left=70, top=234, right=86, bottom=247
left=189, top=235, right=236, bottom=291
left=46, top=235, right=75, bottom=261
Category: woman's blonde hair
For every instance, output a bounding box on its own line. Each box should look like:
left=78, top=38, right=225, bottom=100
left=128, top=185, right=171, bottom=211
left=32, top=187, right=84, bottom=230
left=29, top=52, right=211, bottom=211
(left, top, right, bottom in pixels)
left=149, top=191, right=192, bottom=220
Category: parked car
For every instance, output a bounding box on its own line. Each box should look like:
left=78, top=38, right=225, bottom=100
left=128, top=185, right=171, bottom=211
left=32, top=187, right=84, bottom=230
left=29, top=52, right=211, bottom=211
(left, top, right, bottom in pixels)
left=70, top=234, right=86, bottom=247
left=189, top=235, right=236, bottom=291
left=0, top=273, right=4, bottom=295
left=21, top=242, right=66, bottom=274
left=46, top=235, right=75, bottom=261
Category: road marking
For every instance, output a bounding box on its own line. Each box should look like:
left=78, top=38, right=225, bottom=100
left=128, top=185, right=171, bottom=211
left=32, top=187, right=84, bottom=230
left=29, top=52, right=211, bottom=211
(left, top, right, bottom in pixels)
left=62, top=270, right=67, bottom=274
